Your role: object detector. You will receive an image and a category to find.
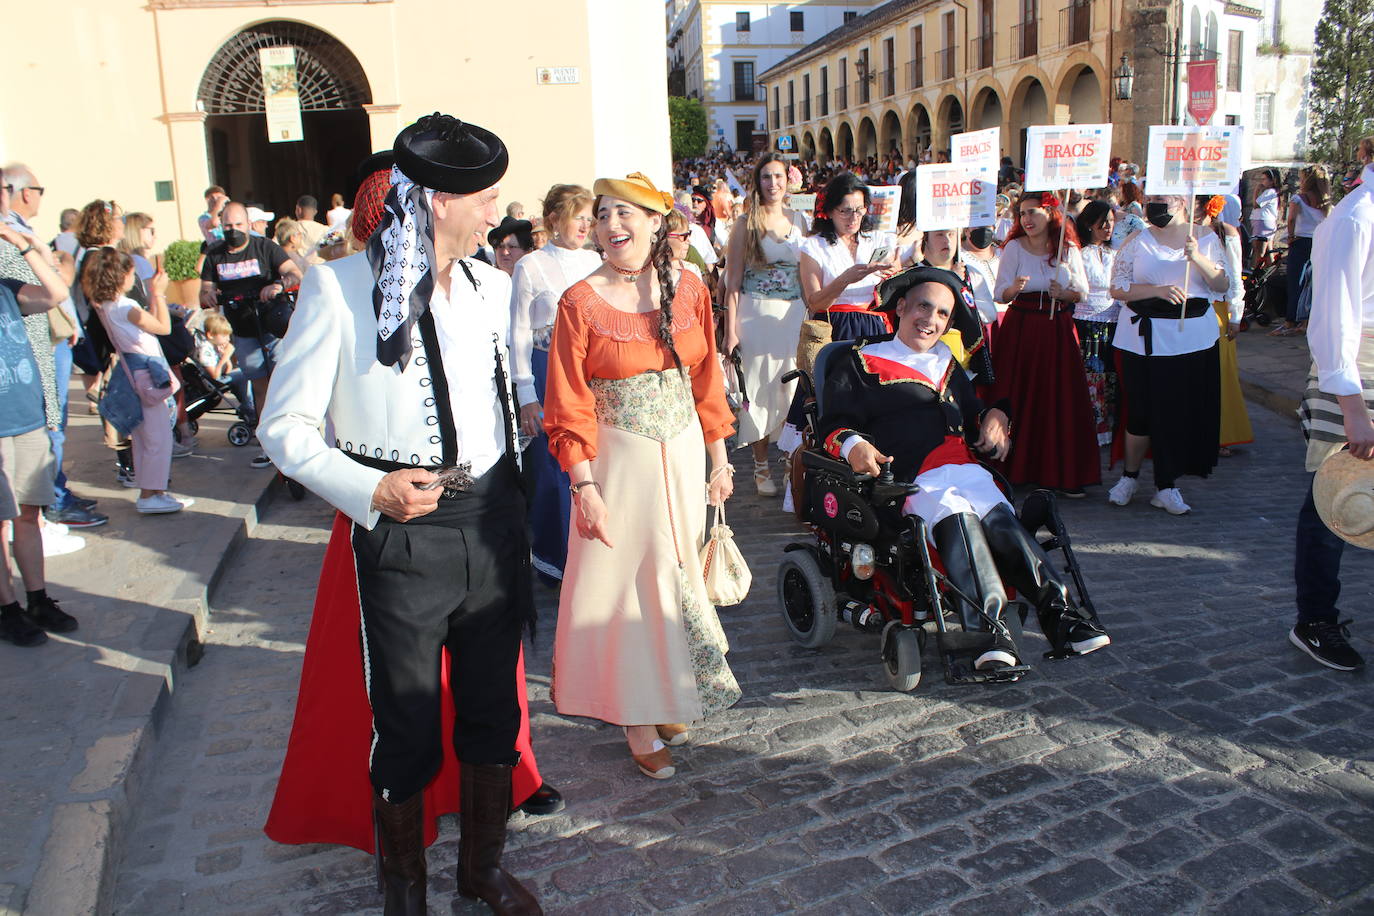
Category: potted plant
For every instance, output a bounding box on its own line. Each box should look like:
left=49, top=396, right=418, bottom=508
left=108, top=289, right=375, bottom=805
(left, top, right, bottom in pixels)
left=163, top=239, right=202, bottom=306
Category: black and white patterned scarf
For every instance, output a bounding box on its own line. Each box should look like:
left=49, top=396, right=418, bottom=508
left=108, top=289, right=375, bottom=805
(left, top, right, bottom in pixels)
left=367, top=166, right=436, bottom=369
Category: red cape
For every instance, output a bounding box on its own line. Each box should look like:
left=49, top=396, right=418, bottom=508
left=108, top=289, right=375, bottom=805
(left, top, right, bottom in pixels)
left=264, top=513, right=543, bottom=853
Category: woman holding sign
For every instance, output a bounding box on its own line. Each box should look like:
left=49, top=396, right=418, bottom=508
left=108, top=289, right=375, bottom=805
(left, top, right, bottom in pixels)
left=797, top=173, right=899, bottom=342
left=1106, top=194, right=1229, bottom=515
left=993, top=192, right=1100, bottom=496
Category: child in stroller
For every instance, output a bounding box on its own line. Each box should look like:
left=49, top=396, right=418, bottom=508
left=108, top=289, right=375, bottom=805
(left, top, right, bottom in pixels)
left=180, top=312, right=255, bottom=447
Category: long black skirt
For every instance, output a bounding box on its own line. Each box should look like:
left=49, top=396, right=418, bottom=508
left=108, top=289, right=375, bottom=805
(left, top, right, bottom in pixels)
left=1117, top=343, right=1220, bottom=488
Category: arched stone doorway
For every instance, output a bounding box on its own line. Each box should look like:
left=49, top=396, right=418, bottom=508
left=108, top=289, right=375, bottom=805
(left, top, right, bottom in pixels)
left=819, top=127, right=835, bottom=164
left=1010, top=76, right=1050, bottom=161
left=906, top=104, right=932, bottom=160
left=971, top=86, right=1004, bottom=132
left=857, top=117, right=878, bottom=161
left=879, top=110, right=903, bottom=158
left=1057, top=65, right=1103, bottom=124
left=199, top=21, right=373, bottom=216
left=802, top=131, right=817, bottom=162
left=836, top=122, right=855, bottom=163
left=937, top=96, right=964, bottom=151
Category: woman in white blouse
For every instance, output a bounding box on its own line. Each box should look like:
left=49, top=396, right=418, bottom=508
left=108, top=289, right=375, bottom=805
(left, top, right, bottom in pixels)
left=1073, top=201, right=1120, bottom=446
left=1250, top=168, right=1281, bottom=269
left=797, top=172, right=897, bottom=342
left=992, top=192, right=1100, bottom=496
left=510, top=183, right=601, bottom=580
left=1107, top=194, right=1230, bottom=516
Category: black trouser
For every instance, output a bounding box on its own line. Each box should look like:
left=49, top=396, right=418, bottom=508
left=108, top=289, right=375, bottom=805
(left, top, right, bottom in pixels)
left=351, top=460, right=531, bottom=802
left=1294, top=476, right=1344, bottom=625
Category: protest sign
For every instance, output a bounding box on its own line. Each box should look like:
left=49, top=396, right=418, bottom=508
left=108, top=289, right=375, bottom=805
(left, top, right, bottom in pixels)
left=915, top=164, right=997, bottom=232
left=1145, top=125, right=1244, bottom=196
left=787, top=192, right=817, bottom=223
left=867, top=185, right=901, bottom=234
left=1023, top=124, right=1113, bottom=191
left=951, top=127, right=1000, bottom=172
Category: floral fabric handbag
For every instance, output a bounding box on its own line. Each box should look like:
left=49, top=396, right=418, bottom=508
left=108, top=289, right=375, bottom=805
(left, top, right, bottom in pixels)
left=699, top=502, right=751, bottom=607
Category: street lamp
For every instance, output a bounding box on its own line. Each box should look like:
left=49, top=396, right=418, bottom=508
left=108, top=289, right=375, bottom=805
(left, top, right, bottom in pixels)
left=1114, top=53, right=1135, bottom=101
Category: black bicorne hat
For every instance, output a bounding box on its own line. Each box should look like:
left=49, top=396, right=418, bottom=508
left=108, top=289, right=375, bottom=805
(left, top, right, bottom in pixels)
left=393, top=112, right=509, bottom=193
left=488, top=215, right=533, bottom=247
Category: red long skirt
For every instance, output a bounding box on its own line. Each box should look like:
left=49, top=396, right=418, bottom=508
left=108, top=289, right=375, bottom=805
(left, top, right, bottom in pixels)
left=263, top=513, right=543, bottom=854
left=992, top=303, right=1101, bottom=489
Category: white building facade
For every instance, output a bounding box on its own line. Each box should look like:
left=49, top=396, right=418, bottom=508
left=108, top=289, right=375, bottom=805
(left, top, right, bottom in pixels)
left=1248, top=0, right=1319, bottom=166
left=667, top=0, right=884, bottom=153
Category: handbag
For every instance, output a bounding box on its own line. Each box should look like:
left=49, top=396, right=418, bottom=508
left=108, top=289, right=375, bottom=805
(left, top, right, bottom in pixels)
left=47, top=300, right=77, bottom=344
left=796, top=316, right=832, bottom=377
left=698, top=502, right=751, bottom=607
left=257, top=290, right=296, bottom=339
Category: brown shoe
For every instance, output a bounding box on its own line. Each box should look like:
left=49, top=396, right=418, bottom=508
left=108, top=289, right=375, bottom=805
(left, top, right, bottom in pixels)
left=655, top=723, right=690, bottom=747
left=457, top=763, right=543, bottom=915
left=631, top=744, right=677, bottom=779
left=372, top=791, right=427, bottom=916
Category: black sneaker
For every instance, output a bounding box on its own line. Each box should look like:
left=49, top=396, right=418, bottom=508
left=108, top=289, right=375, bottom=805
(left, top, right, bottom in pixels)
left=43, top=504, right=109, bottom=529
left=1069, top=620, right=1111, bottom=655
left=250, top=452, right=273, bottom=469
left=0, top=609, right=47, bottom=647
left=71, top=496, right=99, bottom=511
left=1290, top=620, right=1365, bottom=671
left=27, top=595, right=78, bottom=633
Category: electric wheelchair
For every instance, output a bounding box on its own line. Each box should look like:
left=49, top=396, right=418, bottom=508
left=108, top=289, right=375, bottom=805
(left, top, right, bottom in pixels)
left=776, top=340, right=1100, bottom=692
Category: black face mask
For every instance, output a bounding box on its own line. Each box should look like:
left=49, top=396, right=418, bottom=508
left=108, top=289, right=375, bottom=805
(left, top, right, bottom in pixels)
left=222, top=228, right=248, bottom=248
left=1144, top=203, right=1174, bottom=228
left=966, top=226, right=995, bottom=249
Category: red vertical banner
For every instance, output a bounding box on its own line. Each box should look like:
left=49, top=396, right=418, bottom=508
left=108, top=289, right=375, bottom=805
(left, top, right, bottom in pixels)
left=1186, top=60, right=1218, bottom=126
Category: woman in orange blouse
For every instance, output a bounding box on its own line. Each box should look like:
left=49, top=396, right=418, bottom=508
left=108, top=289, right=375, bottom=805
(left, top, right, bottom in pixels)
left=543, top=172, right=741, bottom=780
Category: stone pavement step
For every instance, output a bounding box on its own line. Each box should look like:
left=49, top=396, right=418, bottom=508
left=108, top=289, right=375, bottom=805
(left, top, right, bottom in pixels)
left=1235, top=326, right=1314, bottom=423
left=0, top=403, right=283, bottom=916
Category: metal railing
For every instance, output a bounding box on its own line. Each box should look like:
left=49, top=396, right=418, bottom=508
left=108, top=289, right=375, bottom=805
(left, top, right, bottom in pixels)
left=816, top=92, right=828, bottom=117
left=907, top=59, right=923, bottom=90
left=835, top=85, right=848, bottom=110
left=936, top=47, right=955, bottom=81
left=973, top=33, right=994, bottom=69
left=1061, top=0, right=1091, bottom=47
left=785, top=103, right=795, bottom=126
left=771, top=109, right=780, bottom=130
left=732, top=83, right=764, bottom=102
left=801, top=98, right=811, bottom=121
left=1013, top=19, right=1039, bottom=59
left=880, top=68, right=896, bottom=97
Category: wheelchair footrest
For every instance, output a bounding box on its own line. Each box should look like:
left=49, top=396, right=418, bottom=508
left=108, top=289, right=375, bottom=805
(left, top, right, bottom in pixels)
left=945, top=663, right=1032, bottom=685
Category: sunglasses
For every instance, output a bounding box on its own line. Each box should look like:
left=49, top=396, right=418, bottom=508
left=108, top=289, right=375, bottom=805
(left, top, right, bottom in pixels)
left=667, top=231, right=690, bottom=240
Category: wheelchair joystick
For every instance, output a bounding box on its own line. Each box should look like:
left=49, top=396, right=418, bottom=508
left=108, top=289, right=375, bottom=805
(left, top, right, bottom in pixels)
left=878, top=460, right=894, bottom=485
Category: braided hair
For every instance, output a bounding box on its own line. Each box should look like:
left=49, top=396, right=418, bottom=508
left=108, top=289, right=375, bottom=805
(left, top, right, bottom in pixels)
left=650, top=220, right=684, bottom=375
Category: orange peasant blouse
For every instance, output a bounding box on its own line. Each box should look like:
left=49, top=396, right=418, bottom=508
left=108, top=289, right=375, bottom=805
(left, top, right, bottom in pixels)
left=543, top=271, right=735, bottom=471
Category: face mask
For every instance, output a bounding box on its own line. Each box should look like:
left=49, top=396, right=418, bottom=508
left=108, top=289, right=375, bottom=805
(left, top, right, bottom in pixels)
left=223, top=228, right=247, bottom=248
left=1145, top=203, right=1174, bottom=228
left=966, top=226, right=995, bottom=249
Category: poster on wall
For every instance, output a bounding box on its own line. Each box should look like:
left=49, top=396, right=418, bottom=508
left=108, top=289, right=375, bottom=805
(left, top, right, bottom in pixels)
left=915, top=164, right=997, bottom=231
left=1145, top=125, right=1245, bottom=195
left=867, top=185, right=901, bottom=234
left=1022, top=124, right=1113, bottom=191
left=260, top=47, right=303, bottom=144
left=950, top=127, right=1000, bottom=172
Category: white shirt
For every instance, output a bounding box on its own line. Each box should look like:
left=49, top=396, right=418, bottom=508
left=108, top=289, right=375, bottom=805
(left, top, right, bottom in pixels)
left=994, top=237, right=1089, bottom=302
left=509, top=243, right=601, bottom=406
left=1110, top=228, right=1224, bottom=357
left=1292, top=197, right=1327, bottom=239
left=962, top=250, right=1001, bottom=320
left=800, top=231, right=897, bottom=306
left=1252, top=188, right=1279, bottom=234
left=689, top=224, right=717, bottom=267
left=1075, top=244, right=1118, bottom=322
left=1309, top=164, right=1374, bottom=396
left=326, top=206, right=352, bottom=229
left=52, top=231, right=79, bottom=258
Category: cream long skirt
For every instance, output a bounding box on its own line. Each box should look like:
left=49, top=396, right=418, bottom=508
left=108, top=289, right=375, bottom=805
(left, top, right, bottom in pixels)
left=552, top=413, right=741, bottom=726
left=735, top=292, right=806, bottom=446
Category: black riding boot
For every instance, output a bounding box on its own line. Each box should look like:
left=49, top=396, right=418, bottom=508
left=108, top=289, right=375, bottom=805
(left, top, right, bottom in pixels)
left=932, top=512, right=1019, bottom=668
left=979, top=504, right=1109, bottom=656
left=372, top=791, right=426, bottom=916
left=457, top=764, right=543, bottom=915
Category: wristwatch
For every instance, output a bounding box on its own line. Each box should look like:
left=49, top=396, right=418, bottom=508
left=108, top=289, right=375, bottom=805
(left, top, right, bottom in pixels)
left=17, top=243, right=34, bottom=257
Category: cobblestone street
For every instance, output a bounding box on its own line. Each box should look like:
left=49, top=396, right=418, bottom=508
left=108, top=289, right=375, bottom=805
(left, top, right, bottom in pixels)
left=111, top=406, right=1374, bottom=915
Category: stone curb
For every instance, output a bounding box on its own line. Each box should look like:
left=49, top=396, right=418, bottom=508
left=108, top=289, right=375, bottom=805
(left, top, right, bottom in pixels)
left=1239, top=369, right=1301, bottom=425
left=23, top=475, right=286, bottom=916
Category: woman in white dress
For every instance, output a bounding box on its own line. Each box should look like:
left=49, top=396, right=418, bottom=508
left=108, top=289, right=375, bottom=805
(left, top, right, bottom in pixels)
left=510, top=184, right=601, bottom=581
left=722, top=154, right=810, bottom=495
left=1073, top=201, right=1120, bottom=446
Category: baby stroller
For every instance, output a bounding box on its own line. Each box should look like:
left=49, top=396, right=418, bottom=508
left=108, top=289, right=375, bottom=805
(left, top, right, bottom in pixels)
left=1242, top=247, right=1287, bottom=329
left=179, top=326, right=254, bottom=447
left=776, top=341, right=1099, bottom=692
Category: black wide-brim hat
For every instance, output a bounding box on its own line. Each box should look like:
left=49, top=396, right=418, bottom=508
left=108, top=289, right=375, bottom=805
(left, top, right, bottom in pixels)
left=393, top=112, right=508, bottom=193
left=488, top=215, right=533, bottom=247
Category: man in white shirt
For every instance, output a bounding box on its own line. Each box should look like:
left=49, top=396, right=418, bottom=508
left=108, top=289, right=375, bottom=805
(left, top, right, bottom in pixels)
left=1293, top=136, right=1374, bottom=672
left=258, top=114, right=543, bottom=914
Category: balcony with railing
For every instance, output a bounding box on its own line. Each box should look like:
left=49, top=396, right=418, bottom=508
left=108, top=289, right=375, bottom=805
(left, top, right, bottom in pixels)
left=907, top=59, right=923, bottom=90
left=857, top=78, right=871, bottom=105
left=880, top=68, right=896, bottom=97
left=936, top=47, right=955, bottom=81
left=771, top=109, right=780, bottom=130
left=785, top=103, right=795, bottom=126
left=1013, top=19, right=1039, bottom=59
left=972, top=33, right=994, bottom=70
left=835, top=85, right=848, bottom=110
left=816, top=92, right=828, bottom=117
left=732, top=83, right=765, bottom=102
left=1060, top=0, right=1091, bottom=47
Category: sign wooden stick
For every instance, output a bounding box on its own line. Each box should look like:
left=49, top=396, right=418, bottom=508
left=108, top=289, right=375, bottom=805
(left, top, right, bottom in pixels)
left=1052, top=189, right=1069, bottom=318
left=1180, top=184, right=1195, bottom=331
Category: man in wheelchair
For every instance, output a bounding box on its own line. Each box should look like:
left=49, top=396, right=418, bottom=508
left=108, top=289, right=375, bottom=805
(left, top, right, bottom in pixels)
left=816, top=266, right=1111, bottom=671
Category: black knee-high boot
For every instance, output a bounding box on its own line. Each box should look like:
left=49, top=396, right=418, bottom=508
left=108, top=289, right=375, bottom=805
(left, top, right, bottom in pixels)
left=932, top=513, right=1019, bottom=668
left=372, top=791, right=426, bottom=916
left=979, top=504, right=1108, bottom=655
left=457, top=763, right=543, bottom=915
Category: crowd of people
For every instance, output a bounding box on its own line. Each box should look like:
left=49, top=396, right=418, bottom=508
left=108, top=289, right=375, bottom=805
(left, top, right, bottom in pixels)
left=1, top=115, right=1369, bottom=914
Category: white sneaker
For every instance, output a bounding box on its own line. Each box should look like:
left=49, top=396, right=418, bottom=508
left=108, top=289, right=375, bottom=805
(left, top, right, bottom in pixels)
left=41, top=527, right=85, bottom=557
left=171, top=441, right=195, bottom=459
left=1150, top=488, right=1191, bottom=515
left=136, top=493, right=193, bottom=515
left=1107, top=476, right=1138, bottom=506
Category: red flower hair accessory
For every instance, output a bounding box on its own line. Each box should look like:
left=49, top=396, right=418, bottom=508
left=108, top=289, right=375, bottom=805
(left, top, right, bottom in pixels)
left=1205, top=195, right=1226, bottom=220
left=1040, top=191, right=1062, bottom=209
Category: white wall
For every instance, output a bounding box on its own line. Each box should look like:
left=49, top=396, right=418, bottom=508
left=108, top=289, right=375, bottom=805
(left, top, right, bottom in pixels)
left=589, top=0, right=673, bottom=188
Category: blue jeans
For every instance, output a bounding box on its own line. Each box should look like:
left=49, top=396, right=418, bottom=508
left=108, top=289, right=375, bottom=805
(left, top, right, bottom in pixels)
left=50, top=339, right=73, bottom=507
left=1295, top=476, right=1343, bottom=625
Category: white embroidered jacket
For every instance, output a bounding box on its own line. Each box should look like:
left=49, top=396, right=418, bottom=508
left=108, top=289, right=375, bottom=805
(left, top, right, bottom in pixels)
left=257, top=252, right=513, bottom=530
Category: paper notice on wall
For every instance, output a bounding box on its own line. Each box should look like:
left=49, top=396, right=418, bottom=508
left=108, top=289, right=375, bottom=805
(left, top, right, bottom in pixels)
left=867, top=185, right=901, bottom=234
left=260, top=47, right=303, bottom=144
left=1145, top=125, right=1245, bottom=196
left=1023, top=124, right=1113, bottom=191
left=950, top=127, right=1000, bottom=172
left=915, top=164, right=997, bottom=231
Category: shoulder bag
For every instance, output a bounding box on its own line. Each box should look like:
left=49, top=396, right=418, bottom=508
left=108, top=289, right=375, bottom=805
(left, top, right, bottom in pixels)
left=699, top=502, right=751, bottom=607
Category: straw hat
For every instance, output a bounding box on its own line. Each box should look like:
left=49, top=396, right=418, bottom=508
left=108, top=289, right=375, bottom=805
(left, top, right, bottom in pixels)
left=1313, top=450, right=1374, bottom=550
left=593, top=172, right=673, bottom=215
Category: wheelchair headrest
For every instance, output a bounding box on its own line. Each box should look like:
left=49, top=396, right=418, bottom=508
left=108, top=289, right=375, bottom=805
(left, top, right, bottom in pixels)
left=811, top=339, right=856, bottom=420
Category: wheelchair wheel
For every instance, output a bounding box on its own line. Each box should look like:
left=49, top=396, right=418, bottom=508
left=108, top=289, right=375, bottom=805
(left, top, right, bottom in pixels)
left=776, top=549, right=837, bottom=648
left=227, top=422, right=252, bottom=447
left=881, top=621, right=923, bottom=692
